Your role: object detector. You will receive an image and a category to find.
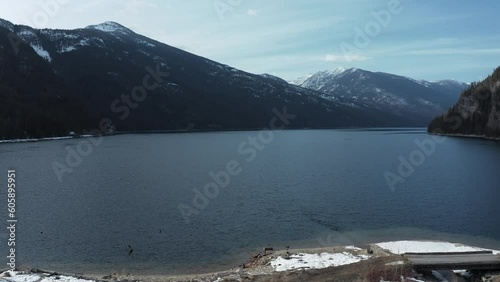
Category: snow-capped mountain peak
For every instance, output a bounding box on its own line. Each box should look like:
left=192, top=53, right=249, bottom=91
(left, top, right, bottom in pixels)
left=406, top=78, right=468, bottom=91
left=294, top=67, right=367, bottom=90
left=288, top=74, right=313, bottom=86
left=433, top=79, right=464, bottom=85
left=85, top=21, right=132, bottom=34
left=289, top=67, right=348, bottom=86
left=294, top=67, right=467, bottom=123
left=328, top=67, right=347, bottom=76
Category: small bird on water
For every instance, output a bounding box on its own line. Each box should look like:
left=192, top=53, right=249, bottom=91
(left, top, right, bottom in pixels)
left=128, top=245, right=134, bottom=255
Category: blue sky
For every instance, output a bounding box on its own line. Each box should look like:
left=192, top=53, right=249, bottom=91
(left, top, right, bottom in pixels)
left=0, top=0, right=499, bottom=83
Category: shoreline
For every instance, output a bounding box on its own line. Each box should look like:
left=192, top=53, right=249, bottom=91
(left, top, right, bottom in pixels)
left=0, top=134, right=98, bottom=144
left=5, top=227, right=500, bottom=276
left=0, top=127, right=427, bottom=144
left=2, top=245, right=374, bottom=281
left=6, top=129, right=500, bottom=145
left=3, top=240, right=499, bottom=282
left=429, top=131, right=500, bottom=141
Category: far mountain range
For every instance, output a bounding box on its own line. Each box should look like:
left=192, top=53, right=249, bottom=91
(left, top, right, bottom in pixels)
left=0, top=18, right=467, bottom=139
left=290, top=68, right=467, bottom=126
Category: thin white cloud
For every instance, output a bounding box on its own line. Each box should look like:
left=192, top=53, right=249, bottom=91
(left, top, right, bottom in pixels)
left=247, top=9, right=258, bottom=16
left=402, top=48, right=500, bottom=56
left=325, top=54, right=372, bottom=62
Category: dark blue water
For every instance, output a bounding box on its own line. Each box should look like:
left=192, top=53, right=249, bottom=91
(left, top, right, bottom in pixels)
left=1, top=129, right=499, bottom=274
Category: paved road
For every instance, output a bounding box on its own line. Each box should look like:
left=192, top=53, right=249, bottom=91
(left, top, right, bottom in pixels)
left=406, top=252, right=500, bottom=270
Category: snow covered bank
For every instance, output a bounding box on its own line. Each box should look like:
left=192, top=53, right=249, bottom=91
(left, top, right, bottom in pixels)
left=344, top=245, right=363, bottom=251
left=0, top=136, right=73, bottom=143
left=0, top=135, right=97, bottom=144
left=0, top=271, right=94, bottom=282
left=270, top=252, right=370, bottom=272
left=376, top=240, right=500, bottom=255
left=2, top=241, right=497, bottom=279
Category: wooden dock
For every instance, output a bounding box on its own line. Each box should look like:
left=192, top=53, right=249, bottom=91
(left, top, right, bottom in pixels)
left=405, top=251, right=500, bottom=270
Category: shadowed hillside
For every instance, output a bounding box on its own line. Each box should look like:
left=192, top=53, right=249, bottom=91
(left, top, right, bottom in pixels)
left=428, top=67, right=500, bottom=138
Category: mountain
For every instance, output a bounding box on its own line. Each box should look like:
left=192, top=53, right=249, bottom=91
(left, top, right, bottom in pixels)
left=1, top=19, right=431, bottom=140
left=292, top=68, right=468, bottom=125
left=0, top=19, right=467, bottom=140
left=428, top=67, right=500, bottom=138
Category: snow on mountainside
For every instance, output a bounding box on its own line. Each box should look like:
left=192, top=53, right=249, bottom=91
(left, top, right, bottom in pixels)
left=293, top=68, right=468, bottom=123
left=85, top=21, right=133, bottom=34
left=0, top=19, right=134, bottom=64
left=14, top=27, right=52, bottom=62
left=288, top=74, right=313, bottom=86
left=0, top=17, right=463, bottom=139
left=4, top=17, right=421, bottom=140
left=30, top=44, right=52, bottom=62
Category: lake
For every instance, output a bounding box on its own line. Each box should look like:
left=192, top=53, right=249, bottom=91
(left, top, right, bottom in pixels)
left=1, top=128, right=500, bottom=275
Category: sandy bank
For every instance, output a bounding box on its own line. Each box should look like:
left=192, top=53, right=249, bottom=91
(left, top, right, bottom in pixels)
left=2, top=240, right=499, bottom=282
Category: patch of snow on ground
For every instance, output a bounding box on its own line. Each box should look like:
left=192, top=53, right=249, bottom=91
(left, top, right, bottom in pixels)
left=29, top=44, right=52, bottom=62
left=63, top=34, right=79, bottom=40
left=60, top=46, right=77, bottom=53
left=385, top=261, right=405, bottom=266
left=407, top=278, right=425, bottom=282
left=453, top=270, right=472, bottom=278
left=138, top=49, right=152, bottom=57
left=376, top=241, right=499, bottom=255
left=136, top=39, right=156, bottom=48
left=0, top=271, right=95, bottom=282
left=40, top=30, right=79, bottom=40
left=344, top=246, right=362, bottom=251
left=0, top=135, right=99, bottom=143
left=18, top=30, right=37, bottom=38
left=78, top=39, right=91, bottom=46
left=270, top=252, right=370, bottom=272
left=17, top=30, right=39, bottom=44
left=58, top=39, right=92, bottom=53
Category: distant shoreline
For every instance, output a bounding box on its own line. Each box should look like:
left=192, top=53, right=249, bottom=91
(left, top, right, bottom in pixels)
left=429, top=131, right=500, bottom=141
left=0, top=127, right=427, bottom=144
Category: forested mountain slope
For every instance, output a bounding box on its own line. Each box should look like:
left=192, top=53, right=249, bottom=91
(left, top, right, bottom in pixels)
left=428, top=67, right=500, bottom=138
